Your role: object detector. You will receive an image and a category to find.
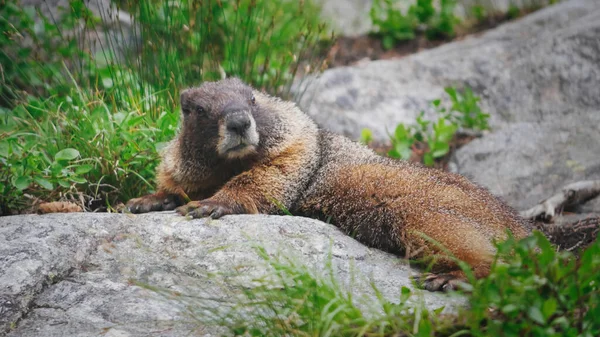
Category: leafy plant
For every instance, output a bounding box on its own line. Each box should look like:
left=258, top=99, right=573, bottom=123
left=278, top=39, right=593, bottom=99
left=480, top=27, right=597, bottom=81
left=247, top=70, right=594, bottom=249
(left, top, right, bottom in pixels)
left=369, top=0, right=460, bottom=50
left=359, top=128, right=374, bottom=145
left=445, top=87, right=490, bottom=131
left=424, top=0, right=459, bottom=40
left=369, top=0, right=418, bottom=50
left=0, top=83, right=178, bottom=214
left=388, top=123, right=415, bottom=160
left=386, top=86, right=488, bottom=166
left=466, top=231, right=600, bottom=336
left=470, top=4, right=487, bottom=22
left=410, top=0, right=435, bottom=23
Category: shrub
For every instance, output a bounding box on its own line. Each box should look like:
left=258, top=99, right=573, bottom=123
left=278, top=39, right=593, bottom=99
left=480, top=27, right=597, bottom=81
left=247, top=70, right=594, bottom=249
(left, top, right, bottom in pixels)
left=466, top=231, right=600, bottom=336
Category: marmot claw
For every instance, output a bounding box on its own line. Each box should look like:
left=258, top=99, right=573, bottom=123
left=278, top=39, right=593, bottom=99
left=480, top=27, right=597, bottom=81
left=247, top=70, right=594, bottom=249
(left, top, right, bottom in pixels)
left=126, top=193, right=182, bottom=214
left=176, top=199, right=234, bottom=219
left=411, top=273, right=467, bottom=292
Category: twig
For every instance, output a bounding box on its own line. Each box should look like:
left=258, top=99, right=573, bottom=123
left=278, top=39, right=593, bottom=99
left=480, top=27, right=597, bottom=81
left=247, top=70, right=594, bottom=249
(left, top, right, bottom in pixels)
left=520, top=180, right=600, bottom=221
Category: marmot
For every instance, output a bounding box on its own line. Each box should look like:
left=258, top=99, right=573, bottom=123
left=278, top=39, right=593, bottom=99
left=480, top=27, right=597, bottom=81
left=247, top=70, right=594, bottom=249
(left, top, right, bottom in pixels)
left=126, top=78, right=531, bottom=291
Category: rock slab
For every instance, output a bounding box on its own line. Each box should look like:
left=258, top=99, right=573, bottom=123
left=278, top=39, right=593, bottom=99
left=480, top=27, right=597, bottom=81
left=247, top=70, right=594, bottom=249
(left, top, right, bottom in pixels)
left=0, top=213, right=462, bottom=337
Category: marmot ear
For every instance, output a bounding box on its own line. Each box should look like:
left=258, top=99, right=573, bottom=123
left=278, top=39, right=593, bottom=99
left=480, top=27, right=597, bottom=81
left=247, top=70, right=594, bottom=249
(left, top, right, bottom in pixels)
left=180, top=89, right=190, bottom=106
left=180, top=89, right=192, bottom=114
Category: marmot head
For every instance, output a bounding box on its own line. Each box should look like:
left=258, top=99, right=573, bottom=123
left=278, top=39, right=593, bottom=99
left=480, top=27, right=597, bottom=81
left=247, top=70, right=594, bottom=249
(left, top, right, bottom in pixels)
left=179, top=78, right=270, bottom=160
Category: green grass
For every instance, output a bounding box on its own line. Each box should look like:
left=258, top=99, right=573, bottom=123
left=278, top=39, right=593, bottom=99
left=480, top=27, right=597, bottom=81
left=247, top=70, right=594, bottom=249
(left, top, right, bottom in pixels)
left=140, top=245, right=463, bottom=337
left=0, top=0, right=331, bottom=214
left=140, top=232, right=600, bottom=336
left=101, top=0, right=332, bottom=117
left=1, top=76, right=178, bottom=213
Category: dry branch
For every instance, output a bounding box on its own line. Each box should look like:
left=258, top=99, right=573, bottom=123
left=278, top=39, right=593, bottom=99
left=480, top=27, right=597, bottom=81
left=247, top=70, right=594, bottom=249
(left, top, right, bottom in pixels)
left=520, top=180, right=600, bottom=221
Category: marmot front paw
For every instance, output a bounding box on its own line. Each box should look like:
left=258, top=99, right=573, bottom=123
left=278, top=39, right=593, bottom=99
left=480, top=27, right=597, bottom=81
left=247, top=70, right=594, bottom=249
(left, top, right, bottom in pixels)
left=126, top=193, right=183, bottom=214
left=411, top=273, right=469, bottom=292
left=176, top=199, right=235, bottom=219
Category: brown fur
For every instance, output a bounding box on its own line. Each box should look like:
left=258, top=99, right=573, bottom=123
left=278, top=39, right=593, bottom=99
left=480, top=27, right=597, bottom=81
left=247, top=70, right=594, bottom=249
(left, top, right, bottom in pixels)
left=126, top=78, right=531, bottom=291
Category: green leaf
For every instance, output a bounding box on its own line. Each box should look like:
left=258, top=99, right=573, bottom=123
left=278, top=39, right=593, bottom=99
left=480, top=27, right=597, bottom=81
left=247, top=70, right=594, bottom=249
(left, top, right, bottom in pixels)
left=50, top=162, right=64, bottom=176
left=34, top=177, right=54, bottom=190
left=502, top=304, right=519, bottom=314
left=431, top=141, right=450, bottom=158
left=433, top=306, right=445, bottom=315
left=387, top=148, right=401, bottom=159
left=75, top=164, right=94, bottom=175
left=400, top=286, right=411, bottom=302
left=528, top=306, right=545, bottom=325
left=394, top=140, right=413, bottom=160
left=434, top=119, right=458, bottom=143
left=542, top=298, right=557, bottom=320
left=360, top=128, right=373, bottom=144
left=417, top=317, right=433, bottom=337
left=445, top=87, right=457, bottom=100
left=382, top=35, right=395, bottom=50
left=70, top=176, right=87, bottom=184
left=58, top=180, right=71, bottom=188
left=423, top=152, right=434, bottom=166
left=550, top=316, right=569, bottom=328
left=0, top=141, right=9, bottom=158
left=55, top=148, right=80, bottom=161
left=394, top=124, right=410, bottom=141
left=14, top=176, right=31, bottom=190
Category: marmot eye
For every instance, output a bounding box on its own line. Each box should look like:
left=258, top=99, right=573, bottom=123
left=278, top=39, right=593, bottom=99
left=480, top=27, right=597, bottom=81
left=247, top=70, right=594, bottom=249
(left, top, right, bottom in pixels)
left=251, top=96, right=256, bottom=105
left=196, top=106, right=205, bottom=114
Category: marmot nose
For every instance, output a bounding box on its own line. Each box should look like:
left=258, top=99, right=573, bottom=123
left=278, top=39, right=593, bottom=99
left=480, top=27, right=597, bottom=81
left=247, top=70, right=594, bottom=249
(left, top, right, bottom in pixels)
left=226, top=113, right=251, bottom=135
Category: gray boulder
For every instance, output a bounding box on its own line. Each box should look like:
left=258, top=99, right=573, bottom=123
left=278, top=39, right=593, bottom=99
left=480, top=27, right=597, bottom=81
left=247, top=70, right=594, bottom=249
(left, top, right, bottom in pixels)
left=315, top=0, right=374, bottom=37
left=300, top=0, right=600, bottom=211
left=1, top=213, right=462, bottom=337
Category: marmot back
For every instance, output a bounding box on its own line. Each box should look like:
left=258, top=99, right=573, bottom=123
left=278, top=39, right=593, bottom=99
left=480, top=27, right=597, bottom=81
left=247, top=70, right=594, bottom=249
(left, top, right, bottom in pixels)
left=126, top=78, right=531, bottom=291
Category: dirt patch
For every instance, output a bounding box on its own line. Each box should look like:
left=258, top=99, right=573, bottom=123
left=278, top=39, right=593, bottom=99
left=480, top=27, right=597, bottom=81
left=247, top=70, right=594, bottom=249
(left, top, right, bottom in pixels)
left=536, top=217, right=600, bottom=254
left=326, top=35, right=447, bottom=68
